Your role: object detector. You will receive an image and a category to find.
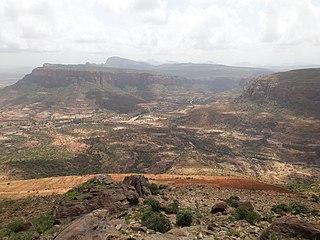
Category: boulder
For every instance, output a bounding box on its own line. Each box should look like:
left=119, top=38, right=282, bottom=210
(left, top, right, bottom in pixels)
left=54, top=209, right=109, bottom=240
left=237, top=200, right=254, bottom=210
left=225, top=196, right=240, bottom=207
left=259, top=216, right=320, bottom=240
left=210, top=202, right=228, bottom=214
left=123, top=175, right=151, bottom=198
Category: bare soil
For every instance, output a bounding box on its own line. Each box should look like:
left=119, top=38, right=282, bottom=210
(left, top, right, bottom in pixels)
left=0, top=174, right=289, bottom=199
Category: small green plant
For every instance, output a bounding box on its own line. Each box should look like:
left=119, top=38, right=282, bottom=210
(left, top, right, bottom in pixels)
left=148, top=183, right=160, bottom=195
left=32, top=213, right=56, bottom=234
left=165, top=200, right=179, bottom=214
left=7, top=219, right=25, bottom=233
left=289, top=202, right=309, bottom=215
left=232, top=206, right=261, bottom=225
left=64, top=188, right=78, bottom=201
left=271, top=203, right=290, bottom=215
left=141, top=209, right=171, bottom=233
left=267, top=232, right=279, bottom=240
left=311, top=194, right=320, bottom=203
left=176, top=209, right=193, bottom=227
left=271, top=202, right=309, bottom=215
left=143, top=198, right=160, bottom=212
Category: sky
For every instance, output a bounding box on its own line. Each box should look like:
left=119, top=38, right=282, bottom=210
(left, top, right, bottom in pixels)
left=1, top=0, right=320, bottom=69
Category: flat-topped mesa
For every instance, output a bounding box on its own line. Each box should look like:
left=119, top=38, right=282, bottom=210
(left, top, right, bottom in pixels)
left=16, top=64, right=184, bottom=89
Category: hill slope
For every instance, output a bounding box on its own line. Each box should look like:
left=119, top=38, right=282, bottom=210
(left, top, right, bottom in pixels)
left=180, top=68, right=320, bottom=183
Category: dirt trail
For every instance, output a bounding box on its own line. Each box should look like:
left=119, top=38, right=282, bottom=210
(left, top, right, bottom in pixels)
left=0, top=174, right=290, bottom=199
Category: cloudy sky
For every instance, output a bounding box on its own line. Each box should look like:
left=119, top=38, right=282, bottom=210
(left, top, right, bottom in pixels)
left=1, top=0, right=320, bottom=68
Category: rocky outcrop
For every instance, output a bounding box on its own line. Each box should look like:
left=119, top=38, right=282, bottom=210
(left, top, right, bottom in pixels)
left=242, top=68, right=320, bottom=117
left=54, top=209, right=109, bottom=240
left=14, top=65, right=186, bottom=89
left=123, top=175, right=151, bottom=198
left=259, top=216, right=320, bottom=240
left=55, top=175, right=139, bottom=219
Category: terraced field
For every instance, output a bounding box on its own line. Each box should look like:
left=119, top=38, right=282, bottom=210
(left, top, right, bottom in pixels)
left=0, top=173, right=290, bottom=199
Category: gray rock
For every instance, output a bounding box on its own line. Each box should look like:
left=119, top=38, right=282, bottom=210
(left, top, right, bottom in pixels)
left=211, top=202, right=228, bottom=214
left=54, top=209, right=109, bottom=240
left=123, top=175, right=151, bottom=198
left=259, top=216, right=320, bottom=240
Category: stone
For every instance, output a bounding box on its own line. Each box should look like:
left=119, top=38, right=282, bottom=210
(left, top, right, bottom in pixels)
left=237, top=200, right=254, bottom=210
left=259, top=216, right=320, bottom=240
left=123, top=175, right=151, bottom=198
left=54, top=209, right=109, bottom=240
left=211, top=202, right=228, bottom=214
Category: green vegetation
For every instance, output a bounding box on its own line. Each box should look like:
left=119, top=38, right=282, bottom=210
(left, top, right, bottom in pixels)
left=231, top=206, right=261, bottom=225
left=0, top=213, right=57, bottom=239
left=7, top=219, right=25, bottom=233
left=32, top=213, right=56, bottom=234
left=147, top=183, right=160, bottom=195
left=311, top=194, right=320, bottom=203
left=271, top=203, right=290, bottom=215
left=165, top=200, right=179, bottom=214
left=141, top=209, right=172, bottom=233
left=271, top=203, right=309, bottom=215
left=143, top=198, right=160, bottom=212
left=176, top=209, right=193, bottom=227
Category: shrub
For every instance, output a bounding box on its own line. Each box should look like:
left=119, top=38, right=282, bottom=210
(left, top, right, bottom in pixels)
left=311, top=194, right=319, bottom=203
left=176, top=210, right=193, bottom=227
left=143, top=198, right=160, bottom=212
left=32, top=213, right=56, bottom=234
left=271, top=202, right=309, bottom=215
left=148, top=183, right=160, bottom=195
left=271, top=203, right=290, bottom=215
left=289, top=202, right=309, bottom=215
left=141, top=209, right=171, bottom=233
left=232, top=206, right=261, bottom=225
left=165, top=200, right=179, bottom=214
left=7, top=219, right=25, bottom=233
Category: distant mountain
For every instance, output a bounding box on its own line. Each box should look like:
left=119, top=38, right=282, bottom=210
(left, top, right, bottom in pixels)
left=105, top=56, right=154, bottom=70
left=105, top=56, right=271, bottom=79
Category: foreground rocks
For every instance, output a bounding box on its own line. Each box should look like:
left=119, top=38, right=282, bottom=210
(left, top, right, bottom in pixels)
left=54, top=209, right=109, bottom=240
left=123, top=175, right=151, bottom=198
left=55, top=175, right=139, bottom=219
left=259, top=216, right=320, bottom=240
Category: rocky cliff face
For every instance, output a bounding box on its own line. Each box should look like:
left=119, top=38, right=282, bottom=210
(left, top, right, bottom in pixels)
left=14, top=65, right=185, bottom=89
left=242, top=68, right=320, bottom=117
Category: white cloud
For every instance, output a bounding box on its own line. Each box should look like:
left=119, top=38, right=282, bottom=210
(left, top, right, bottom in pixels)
left=0, top=0, right=319, bottom=67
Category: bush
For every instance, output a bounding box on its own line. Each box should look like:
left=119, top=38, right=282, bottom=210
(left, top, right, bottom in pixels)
left=232, top=206, right=261, bottom=225
left=7, top=219, right=25, bottom=233
left=176, top=210, right=193, bottom=227
left=311, top=194, right=320, bottom=203
left=141, top=209, right=171, bottom=233
left=148, top=183, right=160, bottom=195
left=165, top=200, right=179, bottom=214
left=143, top=198, right=160, bottom=212
left=271, top=203, right=309, bottom=215
left=289, top=202, right=309, bottom=215
left=271, top=203, right=290, bottom=215
left=32, top=213, right=56, bottom=234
